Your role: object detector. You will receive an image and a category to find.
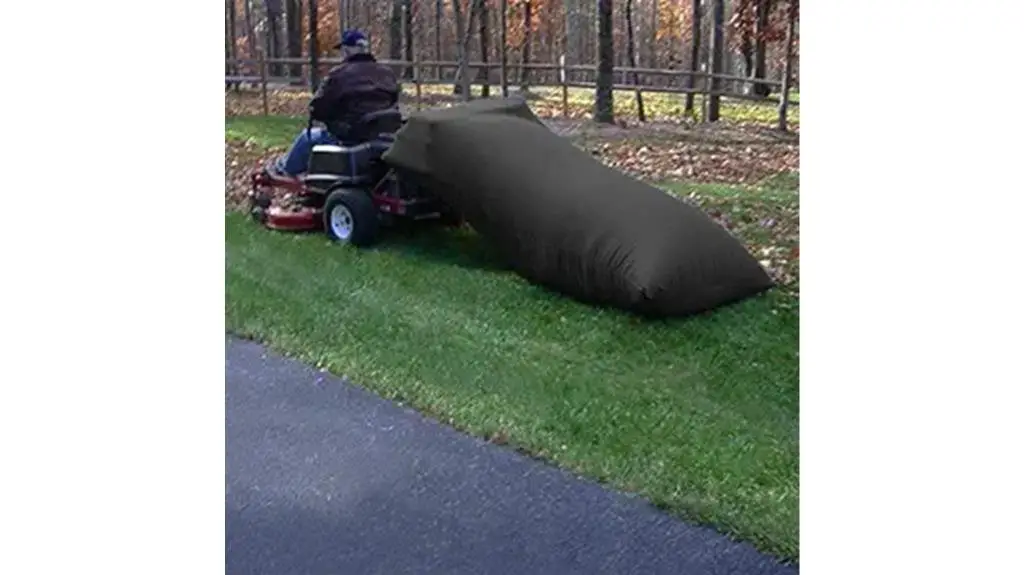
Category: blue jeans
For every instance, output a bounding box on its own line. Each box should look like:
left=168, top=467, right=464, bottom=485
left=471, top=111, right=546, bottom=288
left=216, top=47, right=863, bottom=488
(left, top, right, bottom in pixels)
left=278, top=127, right=340, bottom=175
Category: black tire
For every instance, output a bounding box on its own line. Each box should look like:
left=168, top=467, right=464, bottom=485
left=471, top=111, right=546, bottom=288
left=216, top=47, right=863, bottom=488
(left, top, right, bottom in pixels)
left=248, top=192, right=270, bottom=224
left=323, top=188, right=380, bottom=247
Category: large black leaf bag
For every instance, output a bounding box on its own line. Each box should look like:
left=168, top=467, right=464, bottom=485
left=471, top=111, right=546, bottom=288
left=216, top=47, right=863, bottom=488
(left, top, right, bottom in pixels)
left=384, top=100, right=774, bottom=317
left=385, top=96, right=544, bottom=176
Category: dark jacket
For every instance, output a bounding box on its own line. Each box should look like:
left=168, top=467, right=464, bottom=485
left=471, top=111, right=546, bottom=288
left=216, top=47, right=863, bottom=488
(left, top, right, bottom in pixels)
left=309, top=53, right=400, bottom=139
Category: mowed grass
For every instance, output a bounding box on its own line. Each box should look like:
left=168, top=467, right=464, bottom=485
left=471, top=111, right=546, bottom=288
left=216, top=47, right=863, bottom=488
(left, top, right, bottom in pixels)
left=225, top=117, right=799, bottom=560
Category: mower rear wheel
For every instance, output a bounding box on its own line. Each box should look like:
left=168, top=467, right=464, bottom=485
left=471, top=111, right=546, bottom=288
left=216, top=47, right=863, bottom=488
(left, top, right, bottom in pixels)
left=323, top=188, right=379, bottom=247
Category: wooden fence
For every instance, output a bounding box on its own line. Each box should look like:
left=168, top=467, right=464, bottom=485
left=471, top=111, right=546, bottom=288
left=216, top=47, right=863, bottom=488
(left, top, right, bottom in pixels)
left=225, top=57, right=799, bottom=130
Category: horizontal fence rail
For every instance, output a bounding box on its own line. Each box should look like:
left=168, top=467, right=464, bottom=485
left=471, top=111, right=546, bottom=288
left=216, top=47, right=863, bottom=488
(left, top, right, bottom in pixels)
left=226, top=58, right=791, bottom=89
left=225, top=57, right=799, bottom=127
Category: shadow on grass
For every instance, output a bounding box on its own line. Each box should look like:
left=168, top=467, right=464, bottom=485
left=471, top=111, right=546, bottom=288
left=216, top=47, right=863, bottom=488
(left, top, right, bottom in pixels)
left=375, top=222, right=512, bottom=273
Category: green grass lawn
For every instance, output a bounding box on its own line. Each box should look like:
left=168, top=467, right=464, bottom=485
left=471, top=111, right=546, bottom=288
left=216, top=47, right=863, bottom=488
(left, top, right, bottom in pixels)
left=225, top=117, right=799, bottom=560
left=226, top=115, right=302, bottom=149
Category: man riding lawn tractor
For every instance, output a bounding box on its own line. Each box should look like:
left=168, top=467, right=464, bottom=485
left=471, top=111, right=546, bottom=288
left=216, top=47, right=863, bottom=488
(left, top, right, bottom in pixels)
left=264, top=29, right=400, bottom=181
left=249, top=29, right=461, bottom=246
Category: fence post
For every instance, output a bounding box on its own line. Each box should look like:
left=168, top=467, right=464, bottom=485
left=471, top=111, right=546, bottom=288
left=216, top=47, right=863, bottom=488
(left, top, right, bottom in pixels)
left=559, top=54, right=568, bottom=117
left=777, top=0, right=797, bottom=132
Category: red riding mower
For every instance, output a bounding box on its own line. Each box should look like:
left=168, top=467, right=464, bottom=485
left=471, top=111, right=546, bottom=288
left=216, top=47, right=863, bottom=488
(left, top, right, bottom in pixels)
left=247, top=109, right=460, bottom=247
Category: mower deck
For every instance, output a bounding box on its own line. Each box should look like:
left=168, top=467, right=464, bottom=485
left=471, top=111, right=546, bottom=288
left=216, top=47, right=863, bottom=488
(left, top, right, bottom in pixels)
left=262, top=206, right=321, bottom=231
left=248, top=170, right=324, bottom=231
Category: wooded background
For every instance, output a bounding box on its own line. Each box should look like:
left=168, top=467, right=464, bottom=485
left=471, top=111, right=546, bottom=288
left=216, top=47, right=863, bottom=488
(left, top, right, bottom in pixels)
left=225, top=0, right=799, bottom=129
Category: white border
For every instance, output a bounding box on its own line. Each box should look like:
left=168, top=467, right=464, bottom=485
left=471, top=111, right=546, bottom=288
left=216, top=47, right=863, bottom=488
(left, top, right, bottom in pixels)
left=803, top=1, right=1023, bottom=573
left=2, top=1, right=223, bottom=573
left=1, top=1, right=1022, bottom=574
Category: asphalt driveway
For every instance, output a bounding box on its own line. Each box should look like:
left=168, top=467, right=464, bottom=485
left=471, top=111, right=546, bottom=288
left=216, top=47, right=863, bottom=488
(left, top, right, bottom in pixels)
left=226, top=335, right=797, bottom=575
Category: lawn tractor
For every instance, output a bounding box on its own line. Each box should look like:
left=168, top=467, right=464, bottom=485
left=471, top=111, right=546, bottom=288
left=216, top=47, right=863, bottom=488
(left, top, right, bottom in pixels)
left=247, top=109, right=460, bottom=247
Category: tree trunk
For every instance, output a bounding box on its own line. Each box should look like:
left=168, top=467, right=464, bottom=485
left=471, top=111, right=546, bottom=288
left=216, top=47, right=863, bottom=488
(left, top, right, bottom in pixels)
left=434, top=0, right=444, bottom=80
left=707, top=0, right=724, bottom=121
left=477, top=0, right=490, bottom=96
left=741, top=28, right=754, bottom=80
left=564, top=0, right=583, bottom=80
left=625, top=0, right=645, bottom=121
left=226, top=0, right=238, bottom=85
left=684, top=0, right=700, bottom=114
left=363, top=3, right=372, bottom=46
left=266, top=0, right=283, bottom=77
left=594, top=0, right=614, bottom=124
left=452, top=0, right=478, bottom=100
left=308, top=0, right=320, bottom=93
left=285, top=0, right=302, bottom=81
left=776, top=0, right=796, bottom=131
left=647, top=0, right=659, bottom=70
left=243, top=0, right=255, bottom=73
left=520, top=0, right=533, bottom=90
left=389, top=0, right=403, bottom=75
left=243, top=0, right=269, bottom=113
left=402, top=0, right=414, bottom=79
left=753, top=0, right=773, bottom=96
left=499, top=0, right=508, bottom=96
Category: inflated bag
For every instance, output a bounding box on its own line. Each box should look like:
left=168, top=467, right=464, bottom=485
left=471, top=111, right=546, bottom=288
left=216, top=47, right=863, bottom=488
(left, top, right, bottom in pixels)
left=385, top=100, right=774, bottom=317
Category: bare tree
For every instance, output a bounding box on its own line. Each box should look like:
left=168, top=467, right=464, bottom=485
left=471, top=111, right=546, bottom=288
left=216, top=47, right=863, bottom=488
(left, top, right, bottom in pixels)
left=265, top=0, right=283, bottom=76
left=646, top=0, right=659, bottom=69
left=753, top=0, right=774, bottom=96
left=243, top=0, right=269, bottom=114
left=226, top=0, right=238, bottom=84
left=706, top=0, right=724, bottom=121
left=477, top=0, right=490, bottom=96
left=308, top=0, right=320, bottom=92
left=564, top=0, right=583, bottom=77
left=776, top=0, right=797, bottom=131
left=243, top=0, right=255, bottom=66
left=737, top=0, right=755, bottom=85
left=434, top=0, right=444, bottom=80
left=285, top=0, right=302, bottom=81
left=389, top=0, right=403, bottom=74
left=499, top=0, right=509, bottom=96
left=520, top=0, right=534, bottom=91
left=594, top=0, right=614, bottom=124
left=625, top=0, right=645, bottom=121
left=684, top=0, right=700, bottom=115
left=452, top=0, right=480, bottom=100
left=403, top=0, right=414, bottom=79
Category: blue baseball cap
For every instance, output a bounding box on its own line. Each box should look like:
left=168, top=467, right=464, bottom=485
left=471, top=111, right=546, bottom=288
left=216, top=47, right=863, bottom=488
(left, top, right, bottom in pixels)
left=334, top=29, right=368, bottom=49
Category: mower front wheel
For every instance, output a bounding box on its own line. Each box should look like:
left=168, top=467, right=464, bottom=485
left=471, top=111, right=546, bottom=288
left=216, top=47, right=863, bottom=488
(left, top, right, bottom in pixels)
left=323, top=188, right=380, bottom=247
left=248, top=191, right=271, bottom=224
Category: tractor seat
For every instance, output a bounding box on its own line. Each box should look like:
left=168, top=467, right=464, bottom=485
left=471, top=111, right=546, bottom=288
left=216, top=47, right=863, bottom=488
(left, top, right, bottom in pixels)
left=347, top=108, right=404, bottom=143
